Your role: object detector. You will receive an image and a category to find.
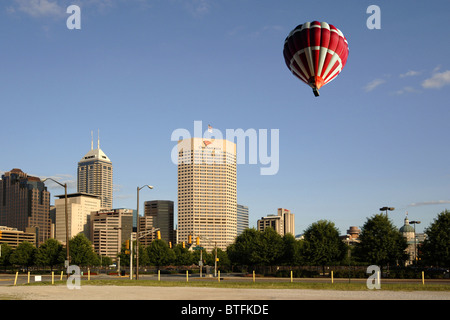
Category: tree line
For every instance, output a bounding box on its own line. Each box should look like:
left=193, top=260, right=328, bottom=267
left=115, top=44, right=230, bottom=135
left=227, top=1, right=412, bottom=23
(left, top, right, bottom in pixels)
left=230, top=210, right=449, bottom=271
left=0, top=233, right=231, bottom=272
left=1, top=210, right=449, bottom=272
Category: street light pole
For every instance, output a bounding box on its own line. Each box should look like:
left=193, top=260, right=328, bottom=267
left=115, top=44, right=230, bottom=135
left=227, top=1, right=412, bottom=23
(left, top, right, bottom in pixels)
left=113, top=227, right=122, bottom=276
left=214, top=242, right=217, bottom=278
left=196, top=235, right=218, bottom=277
left=136, top=185, right=153, bottom=280
left=43, top=178, right=70, bottom=276
left=379, top=206, right=395, bottom=219
left=410, top=220, right=421, bottom=265
left=64, top=183, right=69, bottom=268
left=130, top=232, right=135, bottom=280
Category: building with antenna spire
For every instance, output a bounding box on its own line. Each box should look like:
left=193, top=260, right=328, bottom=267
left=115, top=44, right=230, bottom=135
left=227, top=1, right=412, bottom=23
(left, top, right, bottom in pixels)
left=77, top=131, right=113, bottom=209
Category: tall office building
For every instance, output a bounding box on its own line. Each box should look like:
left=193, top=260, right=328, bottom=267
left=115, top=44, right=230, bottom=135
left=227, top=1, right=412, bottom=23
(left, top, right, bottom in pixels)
left=278, top=208, right=295, bottom=236
left=237, top=204, right=249, bottom=236
left=0, top=169, right=51, bottom=246
left=257, top=208, right=295, bottom=236
left=177, top=138, right=237, bottom=251
left=140, top=200, right=175, bottom=246
left=77, top=133, right=113, bottom=209
left=90, top=208, right=133, bottom=259
left=54, top=193, right=101, bottom=245
left=257, top=214, right=284, bottom=235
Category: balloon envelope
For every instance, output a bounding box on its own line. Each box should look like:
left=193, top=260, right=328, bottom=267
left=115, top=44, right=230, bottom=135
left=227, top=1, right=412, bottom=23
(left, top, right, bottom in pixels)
left=283, top=21, right=349, bottom=96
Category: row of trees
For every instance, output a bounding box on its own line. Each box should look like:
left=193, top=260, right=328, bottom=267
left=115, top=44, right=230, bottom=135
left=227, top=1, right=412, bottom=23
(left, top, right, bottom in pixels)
left=228, top=216, right=403, bottom=273
left=0, top=234, right=100, bottom=272
left=1, top=211, right=449, bottom=272
left=0, top=232, right=231, bottom=272
left=228, top=211, right=449, bottom=270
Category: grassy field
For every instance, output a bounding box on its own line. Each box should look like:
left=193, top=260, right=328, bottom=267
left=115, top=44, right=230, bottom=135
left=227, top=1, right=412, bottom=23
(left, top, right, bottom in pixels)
left=24, top=278, right=450, bottom=292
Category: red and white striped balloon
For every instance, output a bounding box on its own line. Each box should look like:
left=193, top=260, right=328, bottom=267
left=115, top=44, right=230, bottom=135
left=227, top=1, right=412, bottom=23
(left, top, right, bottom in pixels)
left=283, top=21, right=349, bottom=97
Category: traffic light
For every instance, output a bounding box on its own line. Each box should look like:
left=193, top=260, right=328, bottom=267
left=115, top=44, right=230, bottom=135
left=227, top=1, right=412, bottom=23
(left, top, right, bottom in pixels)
left=196, top=236, right=200, bottom=246
left=156, top=231, right=161, bottom=240
left=182, top=242, right=185, bottom=248
left=188, top=234, right=192, bottom=244
left=125, top=240, right=130, bottom=250
left=169, top=241, right=172, bottom=249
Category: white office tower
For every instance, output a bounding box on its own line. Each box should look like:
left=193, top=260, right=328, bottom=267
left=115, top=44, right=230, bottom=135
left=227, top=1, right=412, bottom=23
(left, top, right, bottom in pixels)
left=177, top=138, right=237, bottom=251
left=77, top=132, right=113, bottom=210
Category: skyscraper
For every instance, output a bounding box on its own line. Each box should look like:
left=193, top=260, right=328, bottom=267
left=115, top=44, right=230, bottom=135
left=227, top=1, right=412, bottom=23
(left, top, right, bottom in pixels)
left=90, top=208, right=133, bottom=259
left=278, top=208, right=295, bottom=236
left=77, top=132, right=113, bottom=209
left=54, top=192, right=101, bottom=245
left=141, top=200, right=175, bottom=246
left=177, top=138, right=237, bottom=251
left=0, top=169, right=51, bottom=246
left=237, top=204, right=249, bottom=236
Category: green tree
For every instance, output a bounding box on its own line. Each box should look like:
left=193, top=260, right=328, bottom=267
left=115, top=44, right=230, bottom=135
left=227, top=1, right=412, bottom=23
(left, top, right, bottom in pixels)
left=280, top=233, right=303, bottom=265
left=173, top=244, right=194, bottom=266
left=301, top=220, right=346, bottom=273
left=214, top=248, right=230, bottom=272
left=192, top=249, right=211, bottom=267
left=227, top=228, right=261, bottom=268
left=69, top=234, right=98, bottom=266
left=9, top=242, right=36, bottom=271
left=0, top=243, right=13, bottom=270
left=147, top=240, right=175, bottom=267
left=227, top=228, right=284, bottom=268
left=137, top=243, right=149, bottom=266
left=354, top=214, right=408, bottom=268
left=421, top=210, right=450, bottom=267
left=258, top=228, right=284, bottom=265
left=117, top=240, right=134, bottom=267
left=35, top=238, right=65, bottom=271
left=99, top=255, right=113, bottom=267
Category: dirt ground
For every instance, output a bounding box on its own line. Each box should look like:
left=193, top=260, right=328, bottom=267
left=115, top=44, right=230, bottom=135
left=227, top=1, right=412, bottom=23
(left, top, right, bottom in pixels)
left=1, top=285, right=449, bottom=300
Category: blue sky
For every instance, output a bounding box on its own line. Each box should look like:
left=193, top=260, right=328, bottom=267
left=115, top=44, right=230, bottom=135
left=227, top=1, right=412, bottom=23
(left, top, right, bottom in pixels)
left=1, top=0, right=450, bottom=236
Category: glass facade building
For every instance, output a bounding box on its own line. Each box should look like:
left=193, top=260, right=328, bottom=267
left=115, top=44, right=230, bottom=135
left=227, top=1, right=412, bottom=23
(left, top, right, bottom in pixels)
left=0, top=169, right=51, bottom=246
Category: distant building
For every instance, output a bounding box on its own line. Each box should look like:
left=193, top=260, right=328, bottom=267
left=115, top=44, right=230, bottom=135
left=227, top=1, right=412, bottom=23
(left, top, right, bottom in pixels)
left=0, top=169, right=51, bottom=246
left=258, top=214, right=283, bottom=234
left=49, top=205, right=56, bottom=239
left=140, top=200, right=175, bottom=246
left=0, top=226, right=36, bottom=248
left=347, top=226, right=361, bottom=239
left=237, top=204, right=249, bottom=236
left=90, top=208, right=133, bottom=259
left=54, top=193, right=102, bottom=245
left=279, top=208, right=295, bottom=236
left=399, top=215, right=416, bottom=266
left=77, top=133, right=113, bottom=209
left=257, top=208, right=295, bottom=236
left=340, top=226, right=361, bottom=245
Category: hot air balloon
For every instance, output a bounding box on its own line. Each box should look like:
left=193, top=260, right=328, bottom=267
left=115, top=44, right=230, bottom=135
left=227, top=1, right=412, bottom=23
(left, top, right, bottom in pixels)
left=283, top=21, right=349, bottom=97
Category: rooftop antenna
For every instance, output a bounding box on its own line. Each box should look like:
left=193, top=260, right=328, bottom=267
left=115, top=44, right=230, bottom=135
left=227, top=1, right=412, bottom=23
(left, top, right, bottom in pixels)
left=91, top=131, right=94, bottom=150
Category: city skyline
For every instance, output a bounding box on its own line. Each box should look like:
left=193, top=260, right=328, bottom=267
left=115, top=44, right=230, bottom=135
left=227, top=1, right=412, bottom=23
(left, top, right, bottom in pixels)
left=1, top=1, right=450, bottom=236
